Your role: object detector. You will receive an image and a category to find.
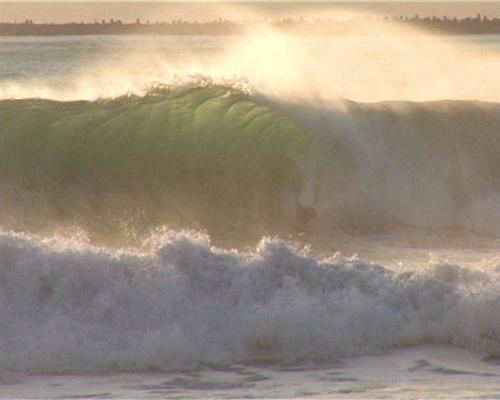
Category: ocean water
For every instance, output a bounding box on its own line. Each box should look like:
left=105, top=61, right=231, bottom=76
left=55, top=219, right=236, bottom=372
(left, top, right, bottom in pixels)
left=1, top=32, right=500, bottom=399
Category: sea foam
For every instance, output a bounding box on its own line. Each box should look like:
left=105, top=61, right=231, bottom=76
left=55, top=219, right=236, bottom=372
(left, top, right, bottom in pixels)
left=1, top=229, right=499, bottom=373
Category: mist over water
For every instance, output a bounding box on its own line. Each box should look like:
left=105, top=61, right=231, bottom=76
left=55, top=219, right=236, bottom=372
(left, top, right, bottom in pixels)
left=1, top=17, right=500, bottom=388
left=3, top=25, right=500, bottom=102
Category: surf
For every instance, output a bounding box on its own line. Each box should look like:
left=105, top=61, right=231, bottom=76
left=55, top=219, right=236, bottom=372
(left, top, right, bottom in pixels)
left=0, top=228, right=499, bottom=373
left=0, top=85, right=310, bottom=242
left=1, top=85, right=499, bottom=241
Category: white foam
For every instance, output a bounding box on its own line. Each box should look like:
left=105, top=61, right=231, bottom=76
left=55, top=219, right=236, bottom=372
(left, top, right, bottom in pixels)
left=1, top=229, right=499, bottom=374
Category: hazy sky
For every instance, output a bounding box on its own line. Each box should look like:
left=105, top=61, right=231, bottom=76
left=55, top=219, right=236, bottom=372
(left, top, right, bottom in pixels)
left=2, top=1, right=500, bottom=23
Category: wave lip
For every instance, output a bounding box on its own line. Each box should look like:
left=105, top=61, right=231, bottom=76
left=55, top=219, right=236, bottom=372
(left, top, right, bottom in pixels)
left=1, top=230, right=499, bottom=373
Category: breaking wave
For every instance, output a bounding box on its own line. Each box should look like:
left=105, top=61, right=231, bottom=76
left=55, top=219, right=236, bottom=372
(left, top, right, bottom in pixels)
left=1, top=81, right=500, bottom=375
left=0, top=85, right=309, bottom=242
left=1, top=84, right=499, bottom=239
left=0, top=229, right=499, bottom=373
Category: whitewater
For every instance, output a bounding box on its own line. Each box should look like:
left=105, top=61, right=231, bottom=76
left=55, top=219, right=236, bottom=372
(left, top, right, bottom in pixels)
left=1, top=29, right=500, bottom=398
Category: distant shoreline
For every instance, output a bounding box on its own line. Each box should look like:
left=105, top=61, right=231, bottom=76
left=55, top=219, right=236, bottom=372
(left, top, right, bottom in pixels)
left=2, top=16, right=500, bottom=36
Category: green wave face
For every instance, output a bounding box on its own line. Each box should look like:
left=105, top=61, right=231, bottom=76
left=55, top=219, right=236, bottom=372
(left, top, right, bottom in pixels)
left=0, top=87, right=311, bottom=242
